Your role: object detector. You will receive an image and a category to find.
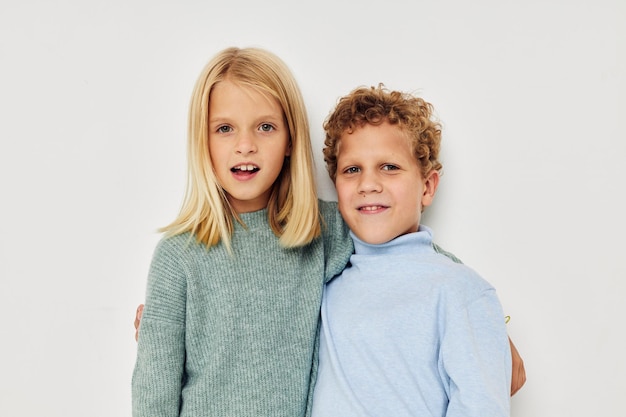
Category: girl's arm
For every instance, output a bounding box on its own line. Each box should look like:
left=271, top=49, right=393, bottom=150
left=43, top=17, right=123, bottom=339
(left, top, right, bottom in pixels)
left=132, top=239, right=187, bottom=417
left=509, top=337, right=526, bottom=395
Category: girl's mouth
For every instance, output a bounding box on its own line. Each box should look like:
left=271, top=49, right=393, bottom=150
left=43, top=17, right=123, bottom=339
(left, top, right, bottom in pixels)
left=231, top=164, right=260, bottom=173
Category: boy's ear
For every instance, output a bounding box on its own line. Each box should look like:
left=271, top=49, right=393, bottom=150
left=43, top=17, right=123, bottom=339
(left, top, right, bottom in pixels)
left=421, top=170, right=439, bottom=208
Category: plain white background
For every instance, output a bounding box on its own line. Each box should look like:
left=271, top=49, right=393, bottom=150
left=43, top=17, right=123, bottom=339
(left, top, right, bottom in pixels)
left=1, top=0, right=624, bottom=415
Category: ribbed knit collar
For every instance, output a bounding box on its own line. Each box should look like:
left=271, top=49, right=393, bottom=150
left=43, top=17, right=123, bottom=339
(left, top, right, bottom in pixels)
left=236, top=208, right=269, bottom=232
left=350, top=225, right=434, bottom=256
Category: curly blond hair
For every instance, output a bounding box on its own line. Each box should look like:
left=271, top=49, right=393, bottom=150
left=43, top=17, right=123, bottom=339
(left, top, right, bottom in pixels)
left=323, top=84, right=442, bottom=182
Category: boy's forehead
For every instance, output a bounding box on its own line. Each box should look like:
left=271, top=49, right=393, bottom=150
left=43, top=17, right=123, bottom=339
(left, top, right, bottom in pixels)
left=338, top=122, right=411, bottom=144
left=337, top=123, right=414, bottom=156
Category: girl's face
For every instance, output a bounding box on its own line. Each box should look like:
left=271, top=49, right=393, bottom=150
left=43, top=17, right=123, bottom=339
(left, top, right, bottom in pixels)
left=208, top=80, right=290, bottom=213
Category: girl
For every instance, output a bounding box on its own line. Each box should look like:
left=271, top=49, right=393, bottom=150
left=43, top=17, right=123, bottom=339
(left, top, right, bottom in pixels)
left=131, top=47, right=353, bottom=416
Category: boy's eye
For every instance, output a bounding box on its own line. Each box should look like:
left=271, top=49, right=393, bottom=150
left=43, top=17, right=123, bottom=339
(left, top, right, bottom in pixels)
left=343, top=166, right=360, bottom=174
left=382, top=164, right=399, bottom=171
left=259, top=123, right=275, bottom=132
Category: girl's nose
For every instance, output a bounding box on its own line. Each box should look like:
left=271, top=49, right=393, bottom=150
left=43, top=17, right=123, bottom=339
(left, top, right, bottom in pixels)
left=235, top=131, right=257, bottom=154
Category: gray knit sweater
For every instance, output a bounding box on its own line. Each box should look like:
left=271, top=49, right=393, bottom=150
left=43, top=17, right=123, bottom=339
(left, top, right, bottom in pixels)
left=132, top=200, right=353, bottom=417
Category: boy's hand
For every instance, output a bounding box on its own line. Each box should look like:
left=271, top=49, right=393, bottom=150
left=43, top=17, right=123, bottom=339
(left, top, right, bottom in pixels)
left=134, top=304, right=144, bottom=341
left=509, top=337, right=526, bottom=395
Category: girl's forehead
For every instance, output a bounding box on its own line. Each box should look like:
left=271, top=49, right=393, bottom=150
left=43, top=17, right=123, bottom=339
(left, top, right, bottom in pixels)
left=217, top=77, right=273, bottom=95
left=208, top=80, right=286, bottom=124
left=212, top=80, right=280, bottom=107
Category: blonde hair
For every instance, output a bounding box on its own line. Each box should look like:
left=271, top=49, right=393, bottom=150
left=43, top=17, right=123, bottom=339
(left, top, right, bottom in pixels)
left=161, top=47, right=321, bottom=251
left=323, top=84, right=442, bottom=182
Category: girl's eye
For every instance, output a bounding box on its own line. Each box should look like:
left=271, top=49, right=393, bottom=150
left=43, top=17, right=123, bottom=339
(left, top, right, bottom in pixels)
left=217, top=125, right=232, bottom=133
left=259, top=123, right=275, bottom=132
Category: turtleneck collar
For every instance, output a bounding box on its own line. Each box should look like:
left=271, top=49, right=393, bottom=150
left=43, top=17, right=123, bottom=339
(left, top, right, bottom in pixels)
left=350, top=225, right=434, bottom=256
left=236, top=208, right=269, bottom=232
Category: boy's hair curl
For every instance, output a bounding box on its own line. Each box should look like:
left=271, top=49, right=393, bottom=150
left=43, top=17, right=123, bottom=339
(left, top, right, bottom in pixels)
left=323, top=84, right=442, bottom=181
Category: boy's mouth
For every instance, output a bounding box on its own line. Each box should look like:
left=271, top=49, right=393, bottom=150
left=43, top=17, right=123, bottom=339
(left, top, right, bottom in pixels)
left=358, top=205, right=388, bottom=212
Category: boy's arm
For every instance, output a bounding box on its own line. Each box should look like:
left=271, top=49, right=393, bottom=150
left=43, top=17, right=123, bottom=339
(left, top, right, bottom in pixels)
left=433, top=242, right=526, bottom=396
left=442, top=290, right=511, bottom=417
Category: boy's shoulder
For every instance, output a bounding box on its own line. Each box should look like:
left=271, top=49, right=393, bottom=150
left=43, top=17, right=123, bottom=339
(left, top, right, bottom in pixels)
left=424, top=252, right=495, bottom=298
left=411, top=234, right=492, bottom=295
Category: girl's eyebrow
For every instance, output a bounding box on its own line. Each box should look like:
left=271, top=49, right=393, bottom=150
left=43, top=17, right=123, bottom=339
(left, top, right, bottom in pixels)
left=254, top=113, right=284, bottom=122
left=209, top=114, right=283, bottom=124
left=208, top=117, right=228, bottom=124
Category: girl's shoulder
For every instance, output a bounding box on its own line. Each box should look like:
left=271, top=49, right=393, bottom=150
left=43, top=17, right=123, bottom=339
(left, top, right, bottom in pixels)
left=318, top=198, right=338, bottom=210
left=318, top=199, right=341, bottom=223
left=317, top=199, right=353, bottom=281
left=152, top=232, right=203, bottom=261
left=318, top=199, right=348, bottom=240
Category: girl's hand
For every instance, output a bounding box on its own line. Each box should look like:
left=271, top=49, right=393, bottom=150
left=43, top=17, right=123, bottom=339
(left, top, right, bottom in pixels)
left=509, top=337, right=526, bottom=395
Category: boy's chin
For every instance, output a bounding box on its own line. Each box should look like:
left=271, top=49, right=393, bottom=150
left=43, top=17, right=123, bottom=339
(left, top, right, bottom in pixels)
left=352, top=231, right=397, bottom=245
left=351, top=227, right=419, bottom=245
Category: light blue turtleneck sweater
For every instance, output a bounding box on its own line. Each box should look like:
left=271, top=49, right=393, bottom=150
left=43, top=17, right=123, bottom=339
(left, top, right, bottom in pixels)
left=312, top=226, right=511, bottom=417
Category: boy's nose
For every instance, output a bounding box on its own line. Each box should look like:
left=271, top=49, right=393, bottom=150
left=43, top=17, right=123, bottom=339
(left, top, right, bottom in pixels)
left=357, top=172, right=382, bottom=194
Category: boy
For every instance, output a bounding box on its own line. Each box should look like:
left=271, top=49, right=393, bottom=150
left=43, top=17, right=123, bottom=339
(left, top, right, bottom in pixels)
left=311, top=85, right=512, bottom=417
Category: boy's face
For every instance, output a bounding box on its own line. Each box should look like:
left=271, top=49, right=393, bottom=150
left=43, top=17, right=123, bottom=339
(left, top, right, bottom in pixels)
left=335, top=121, right=438, bottom=245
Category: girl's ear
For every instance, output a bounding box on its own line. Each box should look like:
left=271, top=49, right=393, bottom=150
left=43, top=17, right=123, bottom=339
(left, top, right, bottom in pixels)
left=421, top=170, right=439, bottom=208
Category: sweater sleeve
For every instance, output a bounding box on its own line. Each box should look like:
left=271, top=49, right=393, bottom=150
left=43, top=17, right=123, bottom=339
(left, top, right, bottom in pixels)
left=440, top=287, right=512, bottom=417
left=318, top=200, right=353, bottom=283
left=432, top=242, right=463, bottom=264
left=132, top=237, right=187, bottom=417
